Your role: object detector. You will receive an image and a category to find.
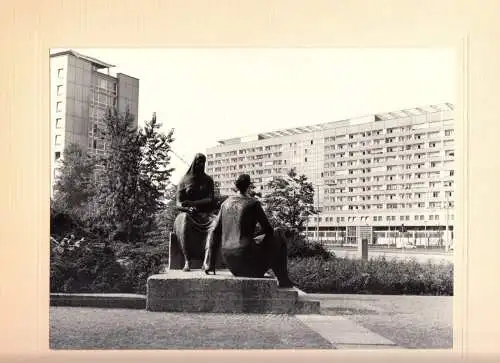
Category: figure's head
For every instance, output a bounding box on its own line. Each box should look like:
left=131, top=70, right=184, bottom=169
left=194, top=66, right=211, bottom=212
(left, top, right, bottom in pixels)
left=192, top=153, right=206, bottom=174
left=235, top=174, right=252, bottom=195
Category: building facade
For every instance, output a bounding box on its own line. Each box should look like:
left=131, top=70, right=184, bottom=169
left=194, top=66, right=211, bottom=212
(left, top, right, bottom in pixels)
left=50, top=50, right=139, bottom=192
left=206, top=103, right=455, bottom=248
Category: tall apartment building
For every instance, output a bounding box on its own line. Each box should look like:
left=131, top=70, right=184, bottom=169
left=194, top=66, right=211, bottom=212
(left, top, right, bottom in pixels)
left=206, top=103, right=455, bottom=247
left=50, top=50, right=139, bottom=192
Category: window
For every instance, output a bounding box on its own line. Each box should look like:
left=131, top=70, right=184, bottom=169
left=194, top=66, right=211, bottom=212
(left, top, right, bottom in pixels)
left=304, top=157, right=307, bottom=162
left=311, top=140, right=314, bottom=145
left=56, top=102, right=63, bottom=112
left=57, top=85, right=64, bottom=96
left=55, top=151, right=61, bottom=160
left=57, top=68, right=64, bottom=79
left=55, top=118, right=62, bottom=128
left=55, top=135, right=62, bottom=145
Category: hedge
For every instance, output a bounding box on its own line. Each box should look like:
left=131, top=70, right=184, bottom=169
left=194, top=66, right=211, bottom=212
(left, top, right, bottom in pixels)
left=50, top=236, right=453, bottom=296
left=288, top=256, right=453, bottom=296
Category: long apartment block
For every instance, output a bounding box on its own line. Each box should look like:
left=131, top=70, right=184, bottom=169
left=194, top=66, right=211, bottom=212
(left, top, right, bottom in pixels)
left=206, top=103, right=455, bottom=246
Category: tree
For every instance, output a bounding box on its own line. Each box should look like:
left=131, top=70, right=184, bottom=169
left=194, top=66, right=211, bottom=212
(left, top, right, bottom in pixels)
left=151, top=183, right=178, bottom=245
left=92, top=109, right=176, bottom=244
left=263, top=168, right=316, bottom=232
left=92, top=107, right=143, bottom=243
left=136, top=113, right=175, bottom=230
left=52, top=143, right=97, bottom=223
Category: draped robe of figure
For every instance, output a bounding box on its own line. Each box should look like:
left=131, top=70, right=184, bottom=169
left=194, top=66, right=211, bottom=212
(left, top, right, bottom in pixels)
left=173, top=154, right=216, bottom=270
left=204, top=195, right=290, bottom=280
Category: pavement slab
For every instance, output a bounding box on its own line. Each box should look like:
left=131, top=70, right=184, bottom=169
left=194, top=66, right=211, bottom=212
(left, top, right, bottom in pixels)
left=296, top=315, right=398, bottom=349
left=310, top=294, right=453, bottom=349
left=49, top=307, right=334, bottom=350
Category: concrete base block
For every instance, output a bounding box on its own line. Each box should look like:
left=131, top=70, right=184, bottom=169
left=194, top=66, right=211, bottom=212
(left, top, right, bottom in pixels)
left=50, top=293, right=146, bottom=309
left=146, top=270, right=320, bottom=315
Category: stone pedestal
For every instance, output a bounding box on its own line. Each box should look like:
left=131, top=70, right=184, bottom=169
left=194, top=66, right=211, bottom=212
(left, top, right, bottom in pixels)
left=146, top=269, right=320, bottom=314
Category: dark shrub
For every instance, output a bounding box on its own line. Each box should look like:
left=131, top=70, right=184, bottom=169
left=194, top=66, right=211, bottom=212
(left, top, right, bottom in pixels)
left=289, top=256, right=453, bottom=296
left=120, top=244, right=168, bottom=294
left=279, top=228, right=334, bottom=260
left=50, top=237, right=132, bottom=293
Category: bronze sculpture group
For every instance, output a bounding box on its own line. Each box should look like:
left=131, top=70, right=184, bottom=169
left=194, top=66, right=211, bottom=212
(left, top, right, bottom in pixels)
left=172, top=153, right=295, bottom=288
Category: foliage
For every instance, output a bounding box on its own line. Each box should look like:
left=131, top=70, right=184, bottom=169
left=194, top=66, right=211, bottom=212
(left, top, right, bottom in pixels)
left=90, top=108, right=142, bottom=242
left=136, top=114, right=175, bottom=230
left=50, top=108, right=177, bottom=293
left=288, top=256, right=453, bottom=296
left=89, top=109, right=176, bottom=243
left=50, top=235, right=132, bottom=293
left=120, top=244, right=168, bottom=294
left=52, top=143, right=97, bottom=224
left=157, top=184, right=179, bottom=233
left=280, top=228, right=333, bottom=260
left=263, top=168, right=315, bottom=232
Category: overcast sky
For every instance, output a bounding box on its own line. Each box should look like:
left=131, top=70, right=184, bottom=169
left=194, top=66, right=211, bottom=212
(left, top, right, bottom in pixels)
left=52, top=47, right=456, bottom=184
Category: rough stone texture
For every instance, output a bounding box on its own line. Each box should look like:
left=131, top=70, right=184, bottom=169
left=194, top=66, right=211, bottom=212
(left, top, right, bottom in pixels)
left=50, top=293, right=146, bottom=309
left=296, top=298, right=321, bottom=314
left=147, top=269, right=320, bottom=314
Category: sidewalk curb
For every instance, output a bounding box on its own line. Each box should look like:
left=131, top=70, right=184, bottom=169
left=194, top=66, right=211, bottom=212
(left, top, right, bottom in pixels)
left=51, top=291, right=321, bottom=315
left=50, top=293, right=146, bottom=309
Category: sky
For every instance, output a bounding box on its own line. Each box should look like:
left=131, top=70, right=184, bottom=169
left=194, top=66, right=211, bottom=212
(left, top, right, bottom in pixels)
left=52, top=47, right=456, bottom=184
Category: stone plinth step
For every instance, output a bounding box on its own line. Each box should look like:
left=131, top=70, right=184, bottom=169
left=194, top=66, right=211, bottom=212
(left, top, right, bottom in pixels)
left=50, top=293, right=146, bottom=309
left=147, top=269, right=320, bottom=315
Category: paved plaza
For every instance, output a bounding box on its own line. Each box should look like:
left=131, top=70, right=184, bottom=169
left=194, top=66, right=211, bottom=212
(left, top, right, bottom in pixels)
left=50, top=294, right=452, bottom=350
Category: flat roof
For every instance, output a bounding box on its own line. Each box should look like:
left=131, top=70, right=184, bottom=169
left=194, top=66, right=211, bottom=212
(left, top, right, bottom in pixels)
left=50, top=50, right=115, bottom=69
left=215, top=103, right=454, bottom=145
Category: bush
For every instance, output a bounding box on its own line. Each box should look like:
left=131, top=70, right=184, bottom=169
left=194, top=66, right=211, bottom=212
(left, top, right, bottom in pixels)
left=50, top=237, right=132, bottom=293
left=280, top=229, right=334, bottom=260
left=50, top=234, right=169, bottom=295
left=119, top=244, right=168, bottom=294
left=288, top=256, right=453, bottom=296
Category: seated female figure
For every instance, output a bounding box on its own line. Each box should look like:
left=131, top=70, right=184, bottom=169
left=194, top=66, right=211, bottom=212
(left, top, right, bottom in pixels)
left=174, top=153, right=216, bottom=271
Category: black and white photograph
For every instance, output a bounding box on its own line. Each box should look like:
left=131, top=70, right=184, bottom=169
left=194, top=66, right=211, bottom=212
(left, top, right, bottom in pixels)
left=49, top=47, right=455, bottom=350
